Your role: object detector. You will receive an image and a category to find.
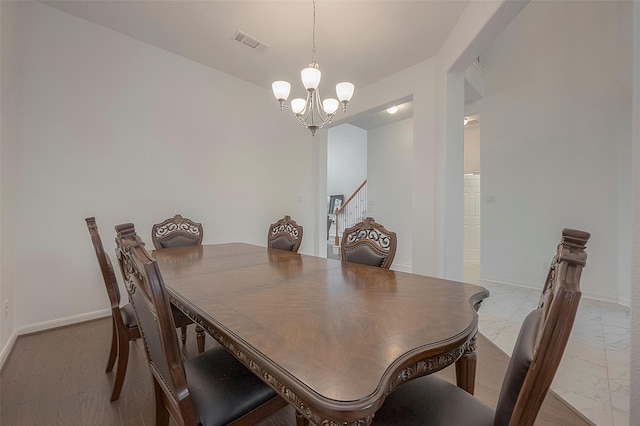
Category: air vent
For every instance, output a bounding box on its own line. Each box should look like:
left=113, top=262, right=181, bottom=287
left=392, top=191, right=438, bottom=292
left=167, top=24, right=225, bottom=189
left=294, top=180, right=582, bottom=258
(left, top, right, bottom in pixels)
left=234, top=31, right=269, bottom=52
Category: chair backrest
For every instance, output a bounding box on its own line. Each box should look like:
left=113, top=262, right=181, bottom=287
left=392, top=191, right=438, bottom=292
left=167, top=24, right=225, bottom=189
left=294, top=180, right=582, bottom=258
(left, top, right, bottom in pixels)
left=340, top=217, right=397, bottom=269
left=85, top=217, right=123, bottom=316
left=494, top=228, right=590, bottom=426
left=152, top=214, right=203, bottom=249
left=115, top=223, right=197, bottom=424
left=267, top=215, right=303, bottom=252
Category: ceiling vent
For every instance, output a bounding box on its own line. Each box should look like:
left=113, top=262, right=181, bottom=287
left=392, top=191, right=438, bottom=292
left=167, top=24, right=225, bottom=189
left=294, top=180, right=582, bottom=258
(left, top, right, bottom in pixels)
left=234, top=31, right=268, bottom=52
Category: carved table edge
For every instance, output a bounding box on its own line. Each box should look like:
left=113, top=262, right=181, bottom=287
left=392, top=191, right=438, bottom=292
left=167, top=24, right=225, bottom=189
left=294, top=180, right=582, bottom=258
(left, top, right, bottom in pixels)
left=171, top=296, right=478, bottom=426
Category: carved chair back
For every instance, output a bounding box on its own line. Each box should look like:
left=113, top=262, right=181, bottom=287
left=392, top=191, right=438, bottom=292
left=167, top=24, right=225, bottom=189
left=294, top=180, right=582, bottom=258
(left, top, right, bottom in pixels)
left=341, top=217, right=397, bottom=269
left=152, top=214, right=203, bottom=250
left=267, top=215, right=303, bottom=252
left=116, top=223, right=197, bottom=424
left=495, top=228, right=589, bottom=425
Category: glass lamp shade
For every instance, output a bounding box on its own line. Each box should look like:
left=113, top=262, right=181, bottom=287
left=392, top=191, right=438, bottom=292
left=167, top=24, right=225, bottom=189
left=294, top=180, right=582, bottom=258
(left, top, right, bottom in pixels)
left=336, top=82, right=355, bottom=102
left=322, top=98, right=339, bottom=114
left=301, top=67, right=321, bottom=91
left=272, top=81, right=291, bottom=101
left=291, top=98, right=307, bottom=114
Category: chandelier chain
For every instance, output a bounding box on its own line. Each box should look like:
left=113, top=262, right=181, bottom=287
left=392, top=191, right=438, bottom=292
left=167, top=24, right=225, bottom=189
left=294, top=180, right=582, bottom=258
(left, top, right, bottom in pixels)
left=311, top=0, right=316, bottom=65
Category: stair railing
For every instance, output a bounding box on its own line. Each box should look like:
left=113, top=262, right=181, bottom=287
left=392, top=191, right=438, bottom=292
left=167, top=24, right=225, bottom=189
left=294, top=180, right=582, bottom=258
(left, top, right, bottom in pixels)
left=334, top=180, right=367, bottom=246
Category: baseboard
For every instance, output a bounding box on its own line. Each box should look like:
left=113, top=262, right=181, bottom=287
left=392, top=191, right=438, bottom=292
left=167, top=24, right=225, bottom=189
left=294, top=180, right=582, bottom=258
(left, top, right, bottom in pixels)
left=478, top=275, right=540, bottom=291
left=391, top=262, right=412, bottom=273
left=617, top=296, right=631, bottom=308
left=0, top=329, right=18, bottom=372
left=479, top=276, right=625, bottom=306
left=17, top=309, right=111, bottom=336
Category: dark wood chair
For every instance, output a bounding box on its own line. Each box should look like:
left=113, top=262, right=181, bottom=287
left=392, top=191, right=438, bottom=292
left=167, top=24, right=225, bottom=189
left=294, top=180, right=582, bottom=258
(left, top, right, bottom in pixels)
left=268, top=215, right=303, bottom=252
left=371, top=228, right=590, bottom=426
left=152, top=214, right=203, bottom=249
left=152, top=214, right=206, bottom=353
left=115, top=223, right=287, bottom=426
left=340, top=217, right=397, bottom=269
left=85, top=217, right=196, bottom=401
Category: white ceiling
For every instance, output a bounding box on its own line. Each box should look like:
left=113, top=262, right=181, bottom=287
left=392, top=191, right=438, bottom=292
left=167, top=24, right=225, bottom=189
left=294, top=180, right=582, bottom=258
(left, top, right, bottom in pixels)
left=41, top=0, right=473, bottom=129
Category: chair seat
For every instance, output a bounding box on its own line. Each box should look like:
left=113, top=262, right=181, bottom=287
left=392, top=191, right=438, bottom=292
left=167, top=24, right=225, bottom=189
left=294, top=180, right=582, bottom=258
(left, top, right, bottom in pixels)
left=119, top=303, right=139, bottom=329
left=185, top=346, right=279, bottom=426
left=372, top=375, right=494, bottom=426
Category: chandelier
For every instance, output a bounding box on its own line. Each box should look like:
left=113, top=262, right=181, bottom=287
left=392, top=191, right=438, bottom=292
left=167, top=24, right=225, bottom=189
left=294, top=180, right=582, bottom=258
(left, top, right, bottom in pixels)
left=271, top=0, right=354, bottom=136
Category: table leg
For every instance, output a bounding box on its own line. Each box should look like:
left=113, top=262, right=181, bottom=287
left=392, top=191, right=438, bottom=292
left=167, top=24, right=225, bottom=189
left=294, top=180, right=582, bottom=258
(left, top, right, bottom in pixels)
left=295, top=410, right=310, bottom=426
left=455, top=334, right=477, bottom=394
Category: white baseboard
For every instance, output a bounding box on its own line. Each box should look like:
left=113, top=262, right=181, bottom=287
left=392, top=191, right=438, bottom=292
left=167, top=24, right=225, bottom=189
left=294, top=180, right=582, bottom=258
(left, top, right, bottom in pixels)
left=17, top=309, right=111, bottom=336
left=391, top=262, right=412, bottom=273
left=479, top=276, right=626, bottom=306
left=0, top=329, right=18, bottom=370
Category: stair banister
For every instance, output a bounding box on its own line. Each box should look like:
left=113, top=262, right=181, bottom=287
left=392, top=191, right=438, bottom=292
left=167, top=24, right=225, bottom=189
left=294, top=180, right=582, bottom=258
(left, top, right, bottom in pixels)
left=334, top=179, right=367, bottom=246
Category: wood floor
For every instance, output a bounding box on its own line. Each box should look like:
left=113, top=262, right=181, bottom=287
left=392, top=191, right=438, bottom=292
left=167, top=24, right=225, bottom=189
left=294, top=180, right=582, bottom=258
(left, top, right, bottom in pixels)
left=1, top=317, right=593, bottom=425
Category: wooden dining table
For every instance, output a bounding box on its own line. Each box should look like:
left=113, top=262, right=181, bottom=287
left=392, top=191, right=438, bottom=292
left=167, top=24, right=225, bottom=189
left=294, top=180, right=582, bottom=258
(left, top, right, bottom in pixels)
left=152, top=243, right=489, bottom=426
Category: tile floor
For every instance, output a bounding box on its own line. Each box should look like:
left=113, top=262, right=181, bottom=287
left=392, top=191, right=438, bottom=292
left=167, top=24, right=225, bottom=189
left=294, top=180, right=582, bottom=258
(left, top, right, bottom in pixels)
left=469, top=267, right=630, bottom=426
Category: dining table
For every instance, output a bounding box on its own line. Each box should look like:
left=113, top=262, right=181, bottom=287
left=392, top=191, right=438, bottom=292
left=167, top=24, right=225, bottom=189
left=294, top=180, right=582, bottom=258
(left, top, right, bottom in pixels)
left=152, top=243, right=489, bottom=426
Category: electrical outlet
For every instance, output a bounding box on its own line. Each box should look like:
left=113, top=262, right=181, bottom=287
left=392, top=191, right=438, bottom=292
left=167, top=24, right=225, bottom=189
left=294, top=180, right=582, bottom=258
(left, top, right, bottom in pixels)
left=4, top=299, right=9, bottom=318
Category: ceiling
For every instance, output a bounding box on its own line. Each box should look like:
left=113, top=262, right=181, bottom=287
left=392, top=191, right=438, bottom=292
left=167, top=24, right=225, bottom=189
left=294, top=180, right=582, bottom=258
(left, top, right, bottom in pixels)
left=41, top=0, right=473, bottom=130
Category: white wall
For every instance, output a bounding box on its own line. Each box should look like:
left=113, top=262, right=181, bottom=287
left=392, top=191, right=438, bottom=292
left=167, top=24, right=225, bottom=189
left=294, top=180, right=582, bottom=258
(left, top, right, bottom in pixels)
left=477, top=1, right=630, bottom=302
left=327, top=124, right=367, bottom=200
left=0, top=0, right=19, bottom=363
left=367, top=118, right=413, bottom=271
left=0, top=0, right=312, bottom=358
left=629, top=2, right=640, bottom=424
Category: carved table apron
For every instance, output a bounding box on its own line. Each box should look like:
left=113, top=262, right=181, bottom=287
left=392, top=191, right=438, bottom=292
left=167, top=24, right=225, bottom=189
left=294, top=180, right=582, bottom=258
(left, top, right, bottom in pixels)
left=153, top=243, right=489, bottom=426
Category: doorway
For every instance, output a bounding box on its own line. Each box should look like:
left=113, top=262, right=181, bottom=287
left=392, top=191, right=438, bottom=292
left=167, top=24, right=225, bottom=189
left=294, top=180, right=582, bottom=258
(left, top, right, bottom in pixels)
left=463, top=115, right=480, bottom=283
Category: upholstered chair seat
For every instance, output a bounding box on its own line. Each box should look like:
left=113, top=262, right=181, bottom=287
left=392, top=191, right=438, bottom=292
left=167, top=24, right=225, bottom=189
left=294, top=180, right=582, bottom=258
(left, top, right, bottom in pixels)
left=185, top=346, right=282, bottom=426
left=119, top=304, right=138, bottom=330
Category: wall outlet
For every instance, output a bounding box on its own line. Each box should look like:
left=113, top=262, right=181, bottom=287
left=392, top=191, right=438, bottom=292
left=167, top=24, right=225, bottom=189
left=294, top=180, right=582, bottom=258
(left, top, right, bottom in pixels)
left=4, top=299, right=9, bottom=318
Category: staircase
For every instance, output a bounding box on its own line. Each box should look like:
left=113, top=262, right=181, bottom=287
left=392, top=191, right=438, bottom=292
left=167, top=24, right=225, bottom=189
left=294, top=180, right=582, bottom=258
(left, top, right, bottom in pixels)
left=334, top=180, right=367, bottom=246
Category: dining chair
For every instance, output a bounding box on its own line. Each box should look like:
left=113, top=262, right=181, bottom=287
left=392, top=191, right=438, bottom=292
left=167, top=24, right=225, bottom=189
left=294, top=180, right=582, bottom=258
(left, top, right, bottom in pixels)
left=152, top=214, right=203, bottom=249
left=371, top=228, right=590, bottom=426
left=114, top=223, right=287, bottom=426
left=268, top=215, right=303, bottom=252
left=85, top=217, right=196, bottom=401
left=340, top=217, right=397, bottom=269
left=151, top=214, right=206, bottom=353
